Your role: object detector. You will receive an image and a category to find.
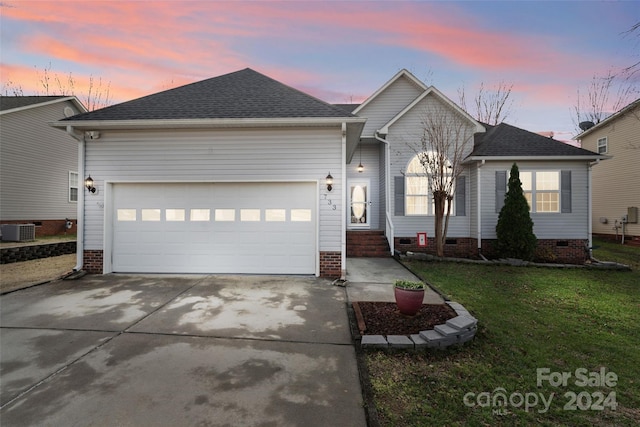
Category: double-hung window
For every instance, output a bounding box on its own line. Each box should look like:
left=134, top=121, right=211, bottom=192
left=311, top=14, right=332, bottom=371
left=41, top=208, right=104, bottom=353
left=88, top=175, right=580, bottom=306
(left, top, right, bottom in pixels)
left=520, top=171, right=560, bottom=213
left=405, top=153, right=453, bottom=215
left=69, top=171, right=79, bottom=202
left=597, top=137, right=608, bottom=154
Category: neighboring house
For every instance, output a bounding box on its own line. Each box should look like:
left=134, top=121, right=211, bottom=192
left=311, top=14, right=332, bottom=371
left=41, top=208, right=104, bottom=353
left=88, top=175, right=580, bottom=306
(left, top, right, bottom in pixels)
left=52, top=69, right=604, bottom=277
left=576, top=99, right=640, bottom=243
left=1, top=96, right=87, bottom=237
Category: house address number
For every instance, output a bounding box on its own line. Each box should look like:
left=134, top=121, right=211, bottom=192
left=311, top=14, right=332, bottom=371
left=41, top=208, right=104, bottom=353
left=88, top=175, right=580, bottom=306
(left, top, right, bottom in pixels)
left=322, top=193, right=337, bottom=210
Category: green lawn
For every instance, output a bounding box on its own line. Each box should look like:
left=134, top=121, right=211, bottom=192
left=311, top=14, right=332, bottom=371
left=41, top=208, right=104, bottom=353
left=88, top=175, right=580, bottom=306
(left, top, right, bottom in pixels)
left=364, top=239, right=640, bottom=426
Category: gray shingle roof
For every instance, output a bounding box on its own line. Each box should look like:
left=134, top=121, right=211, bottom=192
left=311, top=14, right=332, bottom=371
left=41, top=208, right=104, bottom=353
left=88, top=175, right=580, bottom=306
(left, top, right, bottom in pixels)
left=64, top=68, right=355, bottom=121
left=471, top=122, right=600, bottom=157
left=333, top=103, right=360, bottom=113
left=0, top=96, right=69, bottom=112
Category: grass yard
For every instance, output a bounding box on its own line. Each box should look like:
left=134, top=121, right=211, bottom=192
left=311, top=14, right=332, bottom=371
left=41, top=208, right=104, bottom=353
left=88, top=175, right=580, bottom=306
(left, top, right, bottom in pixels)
left=365, top=238, right=640, bottom=426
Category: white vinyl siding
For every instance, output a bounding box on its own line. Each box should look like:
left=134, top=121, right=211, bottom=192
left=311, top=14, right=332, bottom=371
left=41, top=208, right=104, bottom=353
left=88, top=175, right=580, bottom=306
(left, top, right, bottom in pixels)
left=82, top=127, right=343, bottom=255
left=387, top=94, right=475, bottom=237
left=357, top=76, right=424, bottom=137
left=482, top=161, right=590, bottom=239
left=0, top=100, right=80, bottom=220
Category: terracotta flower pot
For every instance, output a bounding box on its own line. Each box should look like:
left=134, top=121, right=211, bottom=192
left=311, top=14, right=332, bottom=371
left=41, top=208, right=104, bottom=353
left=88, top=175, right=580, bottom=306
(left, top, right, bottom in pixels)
left=394, top=287, right=425, bottom=316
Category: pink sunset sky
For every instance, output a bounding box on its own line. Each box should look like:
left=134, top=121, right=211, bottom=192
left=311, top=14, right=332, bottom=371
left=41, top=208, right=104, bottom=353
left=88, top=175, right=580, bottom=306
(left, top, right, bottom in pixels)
left=1, top=1, right=638, bottom=140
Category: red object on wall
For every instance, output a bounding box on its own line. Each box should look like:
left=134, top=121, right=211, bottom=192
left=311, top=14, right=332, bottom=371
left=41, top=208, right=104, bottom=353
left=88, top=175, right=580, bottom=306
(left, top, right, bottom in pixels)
left=417, top=232, right=427, bottom=247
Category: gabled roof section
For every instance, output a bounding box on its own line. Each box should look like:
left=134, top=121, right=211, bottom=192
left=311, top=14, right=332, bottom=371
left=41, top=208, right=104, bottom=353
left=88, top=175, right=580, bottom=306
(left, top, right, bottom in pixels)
left=62, top=68, right=356, bottom=122
left=352, top=69, right=427, bottom=115
left=469, top=122, right=606, bottom=160
left=379, top=85, right=485, bottom=135
left=0, top=96, right=86, bottom=115
left=575, top=97, right=640, bottom=139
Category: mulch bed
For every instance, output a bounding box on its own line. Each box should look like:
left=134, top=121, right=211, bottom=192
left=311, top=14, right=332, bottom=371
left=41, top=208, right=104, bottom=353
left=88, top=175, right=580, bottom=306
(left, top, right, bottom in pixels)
left=353, top=301, right=457, bottom=335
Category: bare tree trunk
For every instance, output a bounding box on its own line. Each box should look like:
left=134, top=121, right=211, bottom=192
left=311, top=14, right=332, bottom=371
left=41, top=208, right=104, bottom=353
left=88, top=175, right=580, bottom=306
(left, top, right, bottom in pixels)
left=433, top=191, right=447, bottom=257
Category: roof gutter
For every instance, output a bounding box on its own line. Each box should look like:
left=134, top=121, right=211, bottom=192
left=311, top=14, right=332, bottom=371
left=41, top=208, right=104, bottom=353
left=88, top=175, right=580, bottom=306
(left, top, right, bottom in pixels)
left=50, top=116, right=367, bottom=131
left=587, top=159, right=600, bottom=260
left=465, top=155, right=610, bottom=162
left=66, top=125, right=85, bottom=272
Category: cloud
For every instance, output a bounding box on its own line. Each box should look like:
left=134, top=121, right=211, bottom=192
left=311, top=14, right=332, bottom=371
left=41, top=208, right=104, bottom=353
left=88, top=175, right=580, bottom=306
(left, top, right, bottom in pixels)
left=0, top=0, right=617, bottom=112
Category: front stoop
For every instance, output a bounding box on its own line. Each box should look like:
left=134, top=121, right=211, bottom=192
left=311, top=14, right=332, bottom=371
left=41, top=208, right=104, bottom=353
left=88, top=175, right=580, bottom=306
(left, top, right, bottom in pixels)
left=360, top=301, right=478, bottom=350
left=346, top=230, right=390, bottom=257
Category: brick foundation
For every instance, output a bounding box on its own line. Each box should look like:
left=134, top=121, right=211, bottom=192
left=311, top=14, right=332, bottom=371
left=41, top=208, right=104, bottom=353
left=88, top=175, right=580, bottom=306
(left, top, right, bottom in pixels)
left=80, top=250, right=342, bottom=277
left=394, top=236, right=478, bottom=258
left=394, top=236, right=589, bottom=264
left=0, top=219, right=77, bottom=237
left=319, top=251, right=342, bottom=278
left=83, top=250, right=104, bottom=273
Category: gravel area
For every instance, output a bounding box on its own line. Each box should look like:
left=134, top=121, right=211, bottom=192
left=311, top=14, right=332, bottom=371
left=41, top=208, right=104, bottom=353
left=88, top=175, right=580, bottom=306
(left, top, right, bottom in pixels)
left=0, top=254, right=76, bottom=293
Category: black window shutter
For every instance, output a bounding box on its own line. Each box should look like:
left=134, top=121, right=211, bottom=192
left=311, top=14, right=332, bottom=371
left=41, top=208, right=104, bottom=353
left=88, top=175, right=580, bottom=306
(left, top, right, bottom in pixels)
left=561, top=170, right=572, bottom=213
left=495, top=171, right=507, bottom=213
left=394, top=176, right=405, bottom=216
left=455, top=176, right=466, bottom=216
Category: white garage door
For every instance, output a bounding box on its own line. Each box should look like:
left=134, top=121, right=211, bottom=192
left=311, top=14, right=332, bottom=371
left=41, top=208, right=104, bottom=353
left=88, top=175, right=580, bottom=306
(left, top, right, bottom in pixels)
left=112, top=182, right=316, bottom=274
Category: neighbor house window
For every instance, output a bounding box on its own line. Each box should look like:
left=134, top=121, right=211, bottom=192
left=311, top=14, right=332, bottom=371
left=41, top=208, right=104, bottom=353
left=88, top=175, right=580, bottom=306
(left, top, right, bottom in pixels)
left=69, top=172, right=79, bottom=202
left=520, top=171, right=560, bottom=213
left=405, top=153, right=453, bottom=215
left=597, top=137, right=608, bottom=154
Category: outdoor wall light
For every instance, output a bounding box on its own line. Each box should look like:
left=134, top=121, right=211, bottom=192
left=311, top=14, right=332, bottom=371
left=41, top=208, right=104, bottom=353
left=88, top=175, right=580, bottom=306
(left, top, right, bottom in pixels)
left=326, top=173, right=333, bottom=192
left=357, top=143, right=364, bottom=173
left=85, top=176, right=96, bottom=193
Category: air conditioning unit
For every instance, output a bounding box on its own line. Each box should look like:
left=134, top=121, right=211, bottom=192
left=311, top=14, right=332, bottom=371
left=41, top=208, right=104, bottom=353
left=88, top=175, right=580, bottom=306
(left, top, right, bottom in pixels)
left=1, top=224, right=36, bottom=242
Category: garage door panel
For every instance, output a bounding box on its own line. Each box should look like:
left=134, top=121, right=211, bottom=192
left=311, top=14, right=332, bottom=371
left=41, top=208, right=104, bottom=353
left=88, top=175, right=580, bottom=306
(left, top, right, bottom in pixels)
left=113, top=182, right=316, bottom=274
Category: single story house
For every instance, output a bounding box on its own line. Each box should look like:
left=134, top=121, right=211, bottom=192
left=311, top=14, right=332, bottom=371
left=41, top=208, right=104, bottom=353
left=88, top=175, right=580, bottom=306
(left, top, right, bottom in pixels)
left=1, top=96, right=87, bottom=237
left=52, top=69, right=605, bottom=277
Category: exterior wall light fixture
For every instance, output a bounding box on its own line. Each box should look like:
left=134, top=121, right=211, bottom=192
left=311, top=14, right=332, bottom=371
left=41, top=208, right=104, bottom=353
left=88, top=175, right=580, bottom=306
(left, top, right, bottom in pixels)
left=326, top=173, right=333, bottom=192
left=85, top=176, right=96, bottom=193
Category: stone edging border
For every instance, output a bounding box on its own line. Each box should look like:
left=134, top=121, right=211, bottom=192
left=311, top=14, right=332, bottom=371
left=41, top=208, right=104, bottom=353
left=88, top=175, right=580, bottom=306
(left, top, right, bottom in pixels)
left=358, top=301, right=478, bottom=350
left=400, top=251, right=631, bottom=270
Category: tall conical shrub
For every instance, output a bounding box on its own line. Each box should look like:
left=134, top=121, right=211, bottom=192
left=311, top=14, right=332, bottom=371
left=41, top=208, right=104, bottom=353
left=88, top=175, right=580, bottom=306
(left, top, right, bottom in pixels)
left=496, top=163, right=537, bottom=260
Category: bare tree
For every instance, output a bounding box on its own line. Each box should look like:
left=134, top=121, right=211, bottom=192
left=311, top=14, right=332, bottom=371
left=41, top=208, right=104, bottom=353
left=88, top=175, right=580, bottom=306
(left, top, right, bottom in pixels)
left=2, top=63, right=112, bottom=111
left=459, top=81, right=514, bottom=125
left=621, top=21, right=640, bottom=80
left=573, top=70, right=637, bottom=131
left=1, top=80, right=24, bottom=96
left=405, top=102, right=476, bottom=257
left=574, top=22, right=640, bottom=131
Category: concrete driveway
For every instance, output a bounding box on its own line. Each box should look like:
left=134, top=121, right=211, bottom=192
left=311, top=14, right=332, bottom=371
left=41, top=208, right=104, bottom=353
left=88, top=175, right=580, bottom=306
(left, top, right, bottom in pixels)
left=0, top=274, right=366, bottom=426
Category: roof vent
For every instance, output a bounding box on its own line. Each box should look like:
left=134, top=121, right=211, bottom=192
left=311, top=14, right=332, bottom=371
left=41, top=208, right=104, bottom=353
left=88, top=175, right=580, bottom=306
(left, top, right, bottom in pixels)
left=579, top=121, right=595, bottom=131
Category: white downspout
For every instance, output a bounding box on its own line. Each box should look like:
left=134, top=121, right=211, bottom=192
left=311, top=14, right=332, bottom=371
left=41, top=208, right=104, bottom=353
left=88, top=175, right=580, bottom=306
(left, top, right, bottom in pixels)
left=341, top=122, right=347, bottom=279
left=66, top=125, right=85, bottom=271
left=374, top=131, right=394, bottom=255
left=477, top=159, right=485, bottom=255
left=588, top=160, right=599, bottom=258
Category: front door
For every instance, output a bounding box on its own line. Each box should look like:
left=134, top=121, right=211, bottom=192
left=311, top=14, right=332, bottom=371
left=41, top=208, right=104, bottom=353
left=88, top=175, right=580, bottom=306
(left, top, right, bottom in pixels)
left=348, top=180, right=370, bottom=228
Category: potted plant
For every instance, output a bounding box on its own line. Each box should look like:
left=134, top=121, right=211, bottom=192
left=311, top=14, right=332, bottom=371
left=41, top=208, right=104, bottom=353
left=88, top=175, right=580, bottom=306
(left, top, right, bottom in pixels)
left=393, top=280, right=425, bottom=316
